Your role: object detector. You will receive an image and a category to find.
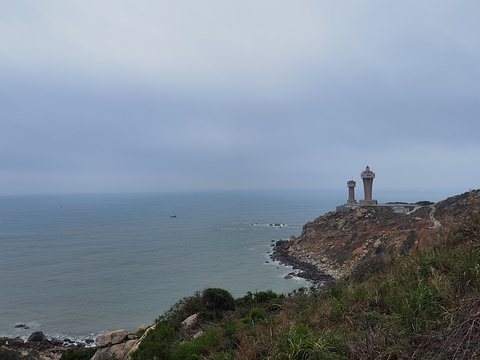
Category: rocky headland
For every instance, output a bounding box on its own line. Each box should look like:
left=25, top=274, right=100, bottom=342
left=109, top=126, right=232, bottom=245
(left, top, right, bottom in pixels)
left=272, top=189, right=480, bottom=282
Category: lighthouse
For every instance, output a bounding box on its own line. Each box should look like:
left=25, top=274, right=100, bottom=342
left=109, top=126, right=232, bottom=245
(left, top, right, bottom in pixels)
left=359, top=166, right=377, bottom=205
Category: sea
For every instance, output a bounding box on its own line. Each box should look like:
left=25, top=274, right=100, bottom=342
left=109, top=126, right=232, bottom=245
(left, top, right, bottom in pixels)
left=0, top=189, right=451, bottom=343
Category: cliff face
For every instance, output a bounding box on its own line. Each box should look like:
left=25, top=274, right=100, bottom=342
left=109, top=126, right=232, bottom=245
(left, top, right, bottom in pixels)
left=273, top=190, right=480, bottom=280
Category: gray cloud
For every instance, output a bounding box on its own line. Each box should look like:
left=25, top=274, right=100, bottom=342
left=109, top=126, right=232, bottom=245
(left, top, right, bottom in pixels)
left=1, top=1, right=479, bottom=194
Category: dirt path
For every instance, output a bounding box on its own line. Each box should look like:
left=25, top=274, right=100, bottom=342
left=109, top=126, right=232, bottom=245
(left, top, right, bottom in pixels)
left=429, top=204, right=441, bottom=229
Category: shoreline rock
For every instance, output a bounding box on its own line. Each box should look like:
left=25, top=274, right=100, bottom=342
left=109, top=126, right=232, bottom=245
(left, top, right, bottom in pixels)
left=0, top=334, right=85, bottom=360
left=271, top=239, right=336, bottom=288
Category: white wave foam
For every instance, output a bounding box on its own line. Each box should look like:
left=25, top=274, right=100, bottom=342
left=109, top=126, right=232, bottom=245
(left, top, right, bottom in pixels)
left=250, top=223, right=287, bottom=228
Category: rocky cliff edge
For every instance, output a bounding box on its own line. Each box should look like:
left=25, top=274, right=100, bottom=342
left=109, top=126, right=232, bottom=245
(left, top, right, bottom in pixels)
left=272, top=189, right=480, bottom=281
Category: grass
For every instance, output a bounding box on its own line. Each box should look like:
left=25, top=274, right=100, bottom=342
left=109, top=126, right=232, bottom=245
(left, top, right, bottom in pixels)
left=130, top=210, right=480, bottom=359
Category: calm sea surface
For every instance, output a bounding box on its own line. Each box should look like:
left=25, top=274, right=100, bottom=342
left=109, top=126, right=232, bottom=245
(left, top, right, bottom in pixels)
left=0, top=189, right=449, bottom=341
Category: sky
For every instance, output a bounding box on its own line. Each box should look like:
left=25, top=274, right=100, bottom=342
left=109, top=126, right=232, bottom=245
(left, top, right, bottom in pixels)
left=1, top=1, right=479, bottom=195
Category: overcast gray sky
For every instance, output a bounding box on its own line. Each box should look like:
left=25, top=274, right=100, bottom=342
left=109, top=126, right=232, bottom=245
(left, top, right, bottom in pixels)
left=1, top=1, right=479, bottom=195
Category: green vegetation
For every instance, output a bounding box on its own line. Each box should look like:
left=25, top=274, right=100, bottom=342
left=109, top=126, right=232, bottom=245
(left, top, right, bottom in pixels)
left=131, top=210, right=480, bottom=359
left=0, top=348, right=21, bottom=360
left=60, top=347, right=98, bottom=360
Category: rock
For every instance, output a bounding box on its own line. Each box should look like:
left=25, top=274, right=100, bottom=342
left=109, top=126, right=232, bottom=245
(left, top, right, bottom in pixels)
left=28, top=331, right=48, bottom=343
left=96, top=329, right=128, bottom=347
left=15, top=323, right=29, bottom=329
left=193, top=331, right=204, bottom=339
left=85, top=338, right=95, bottom=344
left=136, top=325, right=149, bottom=334
left=7, top=337, right=25, bottom=347
left=181, top=313, right=198, bottom=330
left=51, top=338, right=63, bottom=346
left=91, top=340, right=137, bottom=360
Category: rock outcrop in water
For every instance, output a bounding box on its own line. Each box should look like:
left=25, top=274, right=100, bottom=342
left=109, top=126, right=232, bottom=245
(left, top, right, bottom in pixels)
left=272, top=190, right=480, bottom=281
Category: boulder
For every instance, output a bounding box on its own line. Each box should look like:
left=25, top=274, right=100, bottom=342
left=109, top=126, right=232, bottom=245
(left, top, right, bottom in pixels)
left=50, top=338, right=63, bottom=346
left=181, top=313, right=198, bottom=330
left=15, top=323, right=29, bottom=329
left=28, top=331, right=48, bottom=343
left=96, top=329, right=128, bottom=347
left=91, top=340, right=137, bottom=360
left=136, top=325, right=149, bottom=334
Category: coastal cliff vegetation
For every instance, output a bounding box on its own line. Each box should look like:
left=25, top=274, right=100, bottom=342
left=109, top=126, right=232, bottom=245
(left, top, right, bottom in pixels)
left=126, top=198, right=480, bottom=359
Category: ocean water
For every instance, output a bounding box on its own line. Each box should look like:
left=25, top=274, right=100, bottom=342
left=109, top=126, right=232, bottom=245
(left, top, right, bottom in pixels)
left=0, top=189, right=346, bottom=342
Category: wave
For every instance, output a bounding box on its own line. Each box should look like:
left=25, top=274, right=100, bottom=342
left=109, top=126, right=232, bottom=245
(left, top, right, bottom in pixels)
left=250, top=223, right=287, bottom=228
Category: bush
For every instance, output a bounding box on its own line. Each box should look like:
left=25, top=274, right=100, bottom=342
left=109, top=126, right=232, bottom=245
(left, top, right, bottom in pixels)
left=236, top=290, right=281, bottom=306
left=250, top=307, right=266, bottom=321
left=131, top=322, right=176, bottom=360
left=0, top=348, right=19, bottom=360
left=157, top=291, right=204, bottom=329
left=60, top=348, right=98, bottom=360
left=202, top=288, right=235, bottom=312
left=173, top=330, right=220, bottom=359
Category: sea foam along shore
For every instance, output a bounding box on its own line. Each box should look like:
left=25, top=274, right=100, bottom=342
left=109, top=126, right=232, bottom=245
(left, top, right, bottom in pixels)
left=6, top=321, right=102, bottom=347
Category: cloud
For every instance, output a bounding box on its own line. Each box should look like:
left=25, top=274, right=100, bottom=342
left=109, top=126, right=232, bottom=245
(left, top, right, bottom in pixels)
left=0, top=1, right=479, bottom=194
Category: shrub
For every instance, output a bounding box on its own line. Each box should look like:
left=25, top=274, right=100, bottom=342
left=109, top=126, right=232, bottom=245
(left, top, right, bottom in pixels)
left=60, top=348, right=98, bottom=360
left=236, top=290, right=281, bottom=306
left=131, top=322, right=176, bottom=360
left=250, top=307, right=267, bottom=321
left=173, top=330, right=220, bottom=359
left=202, top=288, right=235, bottom=312
left=0, top=348, right=19, bottom=360
left=157, top=291, right=204, bottom=329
